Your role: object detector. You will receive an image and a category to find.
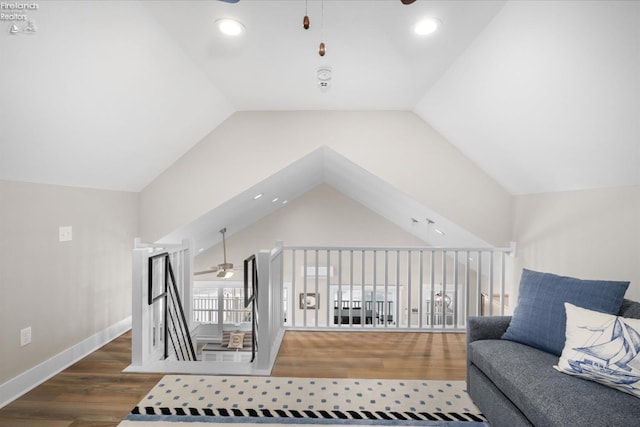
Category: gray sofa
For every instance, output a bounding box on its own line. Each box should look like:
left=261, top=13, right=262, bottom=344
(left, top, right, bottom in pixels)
left=467, top=299, right=640, bottom=427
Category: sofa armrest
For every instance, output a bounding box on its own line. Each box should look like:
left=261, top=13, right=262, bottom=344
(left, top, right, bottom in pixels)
left=467, top=316, right=512, bottom=343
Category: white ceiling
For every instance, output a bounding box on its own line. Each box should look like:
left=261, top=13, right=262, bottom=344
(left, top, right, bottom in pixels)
left=1, top=1, right=638, bottom=246
left=416, top=1, right=640, bottom=194
left=141, top=0, right=506, bottom=111
left=0, top=1, right=233, bottom=190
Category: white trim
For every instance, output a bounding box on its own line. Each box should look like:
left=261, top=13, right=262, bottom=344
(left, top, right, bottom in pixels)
left=122, top=328, right=282, bottom=377
left=0, top=316, right=132, bottom=409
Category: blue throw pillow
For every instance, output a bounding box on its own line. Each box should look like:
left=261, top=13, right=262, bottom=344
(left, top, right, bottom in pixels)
left=501, top=269, right=629, bottom=356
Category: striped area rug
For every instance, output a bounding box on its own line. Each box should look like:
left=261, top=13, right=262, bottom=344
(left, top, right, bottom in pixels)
left=120, top=375, right=488, bottom=426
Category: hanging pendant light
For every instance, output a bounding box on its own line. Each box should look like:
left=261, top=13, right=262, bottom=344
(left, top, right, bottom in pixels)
left=318, top=0, right=325, bottom=56
left=303, top=0, right=310, bottom=29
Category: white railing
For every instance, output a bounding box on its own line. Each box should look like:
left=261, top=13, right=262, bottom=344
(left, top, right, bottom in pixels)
left=193, top=296, right=249, bottom=324
left=254, top=246, right=286, bottom=370
left=281, top=245, right=514, bottom=332
left=130, top=239, right=511, bottom=374
left=129, top=239, right=284, bottom=375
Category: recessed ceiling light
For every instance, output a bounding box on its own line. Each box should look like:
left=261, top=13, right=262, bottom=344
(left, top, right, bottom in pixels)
left=434, top=228, right=445, bottom=236
left=414, top=17, right=441, bottom=36
left=216, top=18, right=245, bottom=36
left=253, top=193, right=263, bottom=200
left=272, top=197, right=279, bottom=203
left=282, top=200, right=288, bottom=205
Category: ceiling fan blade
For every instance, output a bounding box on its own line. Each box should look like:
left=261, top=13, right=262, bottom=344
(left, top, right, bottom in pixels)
left=401, top=0, right=416, bottom=4
left=195, top=268, right=217, bottom=276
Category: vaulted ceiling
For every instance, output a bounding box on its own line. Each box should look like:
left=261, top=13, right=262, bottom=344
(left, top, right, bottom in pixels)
left=1, top=1, right=638, bottom=245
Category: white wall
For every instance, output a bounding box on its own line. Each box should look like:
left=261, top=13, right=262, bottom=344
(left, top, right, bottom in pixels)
left=0, top=180, right=139, bottom=386
left=511, top=185, right=640, bottom=300
left=141, top=111, right=512, bottom=247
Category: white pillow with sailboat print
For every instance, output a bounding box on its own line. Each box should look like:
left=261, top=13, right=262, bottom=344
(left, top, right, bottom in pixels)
left=554, top=302, right=640, bottom=398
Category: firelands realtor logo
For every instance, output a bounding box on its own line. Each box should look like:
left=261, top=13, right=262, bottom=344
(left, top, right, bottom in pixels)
left=2, top=2, right=39, bottom=35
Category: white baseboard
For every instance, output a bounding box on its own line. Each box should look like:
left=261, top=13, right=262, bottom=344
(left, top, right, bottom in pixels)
left=0, top=316, right=132, bottom=409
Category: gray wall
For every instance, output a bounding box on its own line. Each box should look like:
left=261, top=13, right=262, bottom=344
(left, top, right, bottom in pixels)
left=196, top=184, right=486, bottom=322
left=194, top=183, right=424, bottom=274
left=512, top=186, right=640, bottom=300
left=149, top=110, right=639, bottom=303
left=0, top=180, right=138, bottom=385
left=2, top=112, right=637, bottom=397
left=196, top=184, right=640, bottom=304
left=141, top=111, right=512, bottom=247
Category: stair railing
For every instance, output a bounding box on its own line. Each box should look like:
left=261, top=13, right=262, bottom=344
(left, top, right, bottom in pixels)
left=244, top=254, right=258, bottom=362
left=148, top=252, right=197, bottom=361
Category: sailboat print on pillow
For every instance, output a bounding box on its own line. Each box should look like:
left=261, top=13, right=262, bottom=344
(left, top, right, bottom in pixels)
left=555, top=302, right=640, bottom=398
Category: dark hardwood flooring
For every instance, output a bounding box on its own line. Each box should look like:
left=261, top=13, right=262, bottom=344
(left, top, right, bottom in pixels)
left=0, top=332, right=161, bottom=427
left=0, top=330, right=467, bottom=426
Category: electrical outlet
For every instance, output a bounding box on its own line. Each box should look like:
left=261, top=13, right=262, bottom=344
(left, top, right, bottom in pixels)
left=20, top=326, right=31, bottom=347
left=59, top=226, right=72, bottom=242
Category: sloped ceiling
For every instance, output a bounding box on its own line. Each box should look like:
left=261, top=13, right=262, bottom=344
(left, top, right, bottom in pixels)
left=140, top=0, right=506, bottom=111
left=1, top=1, right=638, bottom=247
left=158, top=147, right=492, bottom=251
left=416, top=1, right=640, bottom=194
left=0, top=1, right=234, bottom=190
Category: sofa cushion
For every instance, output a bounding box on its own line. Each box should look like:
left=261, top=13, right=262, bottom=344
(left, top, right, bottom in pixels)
left=620, top=298, right=640, bottom=318
left=469, top=339, right=640, bottom=426
left=555, top=302, right=640, bottom=398
left=502, top=269, right=629, bottom=355
left=467, top=365, right=533, bottom=427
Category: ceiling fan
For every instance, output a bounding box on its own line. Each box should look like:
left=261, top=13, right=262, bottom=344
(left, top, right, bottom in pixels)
left=195, top=228, right=236, bottom=279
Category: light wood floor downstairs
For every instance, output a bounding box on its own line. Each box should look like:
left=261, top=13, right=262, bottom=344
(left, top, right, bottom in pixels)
left=0, top=330, right=467, bottom=427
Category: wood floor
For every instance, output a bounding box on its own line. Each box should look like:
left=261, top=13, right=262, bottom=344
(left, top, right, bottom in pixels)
left=0, top=330, right=467, bottom=427
left=272, top=331, right=467, bottom=380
